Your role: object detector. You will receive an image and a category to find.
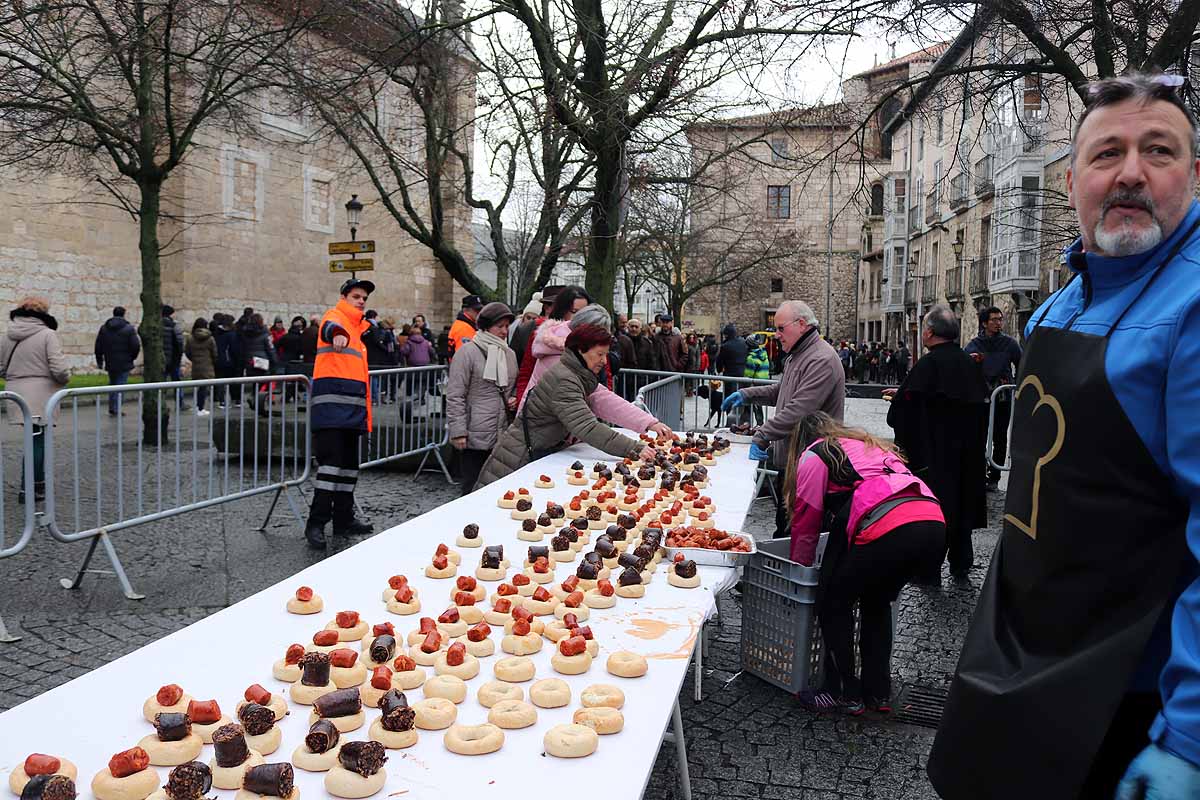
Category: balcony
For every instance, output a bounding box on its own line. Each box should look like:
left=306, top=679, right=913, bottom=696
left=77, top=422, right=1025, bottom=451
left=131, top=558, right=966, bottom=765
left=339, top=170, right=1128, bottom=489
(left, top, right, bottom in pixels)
left=919, top=274, right=938, bottom=304
left=949, top=173, right=969, bottom=211
left=924, top=191, right=939, bottom=224
left=989, top=248, right=1041, bottom=293
left=969, top=258, right=989, bottom=296
left=903, top=278, right=916, bottom=307
left=884, top=201, right=906, bottom=240
left=908, top=204, right=919, bottom=233
left=946, top=264, right=965, bottom=300
left=974, top=155, right=994, bottom=197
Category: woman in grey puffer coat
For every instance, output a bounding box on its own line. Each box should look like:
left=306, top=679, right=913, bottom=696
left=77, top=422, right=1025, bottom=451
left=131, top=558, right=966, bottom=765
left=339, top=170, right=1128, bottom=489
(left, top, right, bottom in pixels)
left=446, top=302, right=518, bottom=495
left=0, top=296, right=70, bottom=500
left=475, top=323, right=656, bottom=488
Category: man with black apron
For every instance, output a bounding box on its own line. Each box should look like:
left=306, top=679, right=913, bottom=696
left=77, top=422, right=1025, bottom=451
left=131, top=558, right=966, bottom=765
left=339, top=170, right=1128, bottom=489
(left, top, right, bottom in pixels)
left=928, top=74, right=1200, bottom=799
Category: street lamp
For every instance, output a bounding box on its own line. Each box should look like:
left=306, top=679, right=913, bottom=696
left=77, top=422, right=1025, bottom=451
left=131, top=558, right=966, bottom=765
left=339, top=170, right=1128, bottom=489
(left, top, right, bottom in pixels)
left=345, top=194, right=364, bottom=242
left=952, top=237, right=964, bottom=261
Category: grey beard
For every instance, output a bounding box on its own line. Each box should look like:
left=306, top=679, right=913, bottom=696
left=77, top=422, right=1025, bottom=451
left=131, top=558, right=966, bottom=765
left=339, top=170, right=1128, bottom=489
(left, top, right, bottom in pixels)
left=1093, top=215, right=1164, bottom=257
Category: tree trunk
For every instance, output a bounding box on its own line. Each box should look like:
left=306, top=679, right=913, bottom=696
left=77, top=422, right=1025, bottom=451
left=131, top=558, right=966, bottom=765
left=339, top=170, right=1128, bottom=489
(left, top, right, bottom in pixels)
left=584, top=142, right=623, bottom=312
left=136, top=179, right=168, bottom=445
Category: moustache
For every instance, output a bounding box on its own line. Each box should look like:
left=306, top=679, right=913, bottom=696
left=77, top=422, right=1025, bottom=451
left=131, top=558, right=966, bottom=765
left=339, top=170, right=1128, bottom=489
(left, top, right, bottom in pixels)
left=1101, top=189, right=1156, bottom=217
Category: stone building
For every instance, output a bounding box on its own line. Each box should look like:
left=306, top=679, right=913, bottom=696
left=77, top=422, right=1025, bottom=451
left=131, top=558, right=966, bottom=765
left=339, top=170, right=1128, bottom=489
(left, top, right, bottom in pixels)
left=872, top=13, right=1085, bottom=353
left=683, top=46, right=954, bottom=341
left=0, top=29, right=475, bottom=369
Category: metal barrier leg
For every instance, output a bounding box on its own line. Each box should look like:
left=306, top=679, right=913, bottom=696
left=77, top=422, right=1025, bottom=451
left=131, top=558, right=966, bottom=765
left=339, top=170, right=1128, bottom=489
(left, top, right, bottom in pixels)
left=0, top=614, right=21, bottom=643
left=415, top=447, right=454, bottom=485
left=693, top=628, right=703, bottom=702
left=257, top=486, right=285, bottom=533
left=662, top=700, right=692, bottom=800
left=59, top=532, right=145, bottom=600
left=283, top=485, right=306, bottom=527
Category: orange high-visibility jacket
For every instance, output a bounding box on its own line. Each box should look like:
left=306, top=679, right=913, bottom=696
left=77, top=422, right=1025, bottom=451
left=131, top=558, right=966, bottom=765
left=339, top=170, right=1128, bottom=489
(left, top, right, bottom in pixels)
left=312, top=299, right=372, bottom=432
left=447, top=314, right=477, bottom=361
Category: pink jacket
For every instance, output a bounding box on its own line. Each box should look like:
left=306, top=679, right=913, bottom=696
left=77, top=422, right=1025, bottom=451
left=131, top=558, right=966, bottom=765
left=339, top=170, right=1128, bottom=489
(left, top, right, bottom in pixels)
left=518, top=319, right=656, bottom=433
left=790, top=437, right=938, bottom=565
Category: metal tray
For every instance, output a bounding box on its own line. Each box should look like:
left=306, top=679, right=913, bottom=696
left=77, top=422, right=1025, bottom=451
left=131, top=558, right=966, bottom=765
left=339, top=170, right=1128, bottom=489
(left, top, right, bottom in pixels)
left=663, top=529, right=757, bottom=568
left=714, top=427, right=755, bottom=445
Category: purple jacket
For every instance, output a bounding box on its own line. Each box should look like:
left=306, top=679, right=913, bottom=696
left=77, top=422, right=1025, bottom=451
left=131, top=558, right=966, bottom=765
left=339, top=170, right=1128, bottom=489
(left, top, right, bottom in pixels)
left=400, top=333, right=434, bottom=367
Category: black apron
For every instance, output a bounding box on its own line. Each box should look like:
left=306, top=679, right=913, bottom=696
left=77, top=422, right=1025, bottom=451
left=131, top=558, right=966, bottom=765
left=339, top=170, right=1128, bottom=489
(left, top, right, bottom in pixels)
left=927, top=226, right=1196, bottom=799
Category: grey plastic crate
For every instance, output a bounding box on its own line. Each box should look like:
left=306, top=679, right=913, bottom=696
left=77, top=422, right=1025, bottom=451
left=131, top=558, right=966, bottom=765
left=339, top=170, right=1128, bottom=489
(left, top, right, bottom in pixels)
left=739, top=536, right=825, bottom=694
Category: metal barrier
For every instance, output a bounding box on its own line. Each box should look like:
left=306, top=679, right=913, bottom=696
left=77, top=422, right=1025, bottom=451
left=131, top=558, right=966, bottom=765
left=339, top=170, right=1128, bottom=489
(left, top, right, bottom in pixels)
left=361, top=366, right=452, bottom=482
left=986, top=383, right=1016, bottom=472
left=617, top=369, right=778, bottom=433
left=0, top=392, right=37, bottom=642
left=42, top=374, right=312, bottom=599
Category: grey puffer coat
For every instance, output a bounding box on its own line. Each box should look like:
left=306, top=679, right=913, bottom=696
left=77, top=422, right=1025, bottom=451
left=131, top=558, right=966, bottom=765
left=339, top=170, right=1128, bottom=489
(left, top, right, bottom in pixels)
left=446, top=337, right=517, bottom=450
left=475, top=349, right=644, bottom=488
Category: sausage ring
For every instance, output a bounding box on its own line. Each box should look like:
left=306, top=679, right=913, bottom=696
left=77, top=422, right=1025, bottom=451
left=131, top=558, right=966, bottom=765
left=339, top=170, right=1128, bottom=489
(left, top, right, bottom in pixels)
left=487, top=700, right=537, bottom=730
left=528, top=679, right=571, bottom=709
left=443, top=724, right=505, bottom=756
left=476, top=681, right=523, bottom=708
left=580, top=684, right=625, bottom=709
left=412, top=698, right=457, bottom=730
left=493, top=656, right=536, bottom=683
left=542, top=723, right=598, bottom=758
left=606, top=651, right=648, bottom=678
left=573, top=706, right=625, bottom=735
left=422, top=675, right=467, bottom=704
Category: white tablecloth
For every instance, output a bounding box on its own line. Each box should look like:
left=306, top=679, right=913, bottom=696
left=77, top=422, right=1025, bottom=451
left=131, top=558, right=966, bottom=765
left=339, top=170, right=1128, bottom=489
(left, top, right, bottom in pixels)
left=0, top=440, right=757, bottom=800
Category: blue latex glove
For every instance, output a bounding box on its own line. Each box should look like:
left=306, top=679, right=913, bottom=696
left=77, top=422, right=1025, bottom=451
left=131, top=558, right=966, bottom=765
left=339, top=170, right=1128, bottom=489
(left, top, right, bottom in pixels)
left=721, top=391, right=745, bottom=412
left=748, top=442, right=769, bottom=461
left=1116, top=745, right=1200, bottom=800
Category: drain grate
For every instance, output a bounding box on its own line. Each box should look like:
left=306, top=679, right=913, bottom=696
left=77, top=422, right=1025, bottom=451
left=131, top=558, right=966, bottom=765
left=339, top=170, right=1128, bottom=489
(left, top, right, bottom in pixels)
left=894, top=684, right=948, bottom=729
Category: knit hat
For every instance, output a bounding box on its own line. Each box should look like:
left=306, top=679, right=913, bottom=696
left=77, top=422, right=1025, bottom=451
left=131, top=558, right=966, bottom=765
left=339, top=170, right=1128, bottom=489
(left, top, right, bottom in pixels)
left=523, top=295, right=543, bottom=316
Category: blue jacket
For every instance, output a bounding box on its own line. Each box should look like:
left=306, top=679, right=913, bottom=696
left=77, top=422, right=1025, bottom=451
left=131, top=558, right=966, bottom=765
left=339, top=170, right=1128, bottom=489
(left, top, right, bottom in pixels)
left=1027, top=199, right=1200, bottom=767
left=964, top=332, right=1022, bottom=390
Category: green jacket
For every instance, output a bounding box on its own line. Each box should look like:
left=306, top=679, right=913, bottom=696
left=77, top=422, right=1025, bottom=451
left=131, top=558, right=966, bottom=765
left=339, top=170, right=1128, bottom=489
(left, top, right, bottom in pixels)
left=745, top=347, right=770, bottom=380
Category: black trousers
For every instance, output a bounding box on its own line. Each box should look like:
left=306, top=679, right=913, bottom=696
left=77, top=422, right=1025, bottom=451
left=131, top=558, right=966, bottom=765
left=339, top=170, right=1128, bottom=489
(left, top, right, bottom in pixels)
left=988, top=396, right=1011, bottom=483
left=459, top=448, right=489, bottom=496
left=308, top=428, right=362, bottom=529
left=1077, top=692, right=1160, bottom=799
left=818, top=520, right=945, bottom=701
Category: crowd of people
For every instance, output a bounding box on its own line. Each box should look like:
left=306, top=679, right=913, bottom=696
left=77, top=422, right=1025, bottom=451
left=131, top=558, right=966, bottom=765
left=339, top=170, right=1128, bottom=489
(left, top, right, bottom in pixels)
left=837, top=340, right=911, bottom=384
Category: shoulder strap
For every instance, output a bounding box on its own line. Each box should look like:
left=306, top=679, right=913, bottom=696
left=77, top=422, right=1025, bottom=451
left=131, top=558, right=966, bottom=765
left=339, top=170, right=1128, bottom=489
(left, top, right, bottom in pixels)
left=1, top=336, right=26, bottom=378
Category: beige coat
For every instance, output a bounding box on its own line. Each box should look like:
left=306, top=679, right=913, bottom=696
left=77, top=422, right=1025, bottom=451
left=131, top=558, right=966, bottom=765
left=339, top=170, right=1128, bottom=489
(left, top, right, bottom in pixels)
left=0, top=310, right=70, bottom=423
left=475, top=349, right=643, bottom=488
left=445, top=336, right=517, bottom=450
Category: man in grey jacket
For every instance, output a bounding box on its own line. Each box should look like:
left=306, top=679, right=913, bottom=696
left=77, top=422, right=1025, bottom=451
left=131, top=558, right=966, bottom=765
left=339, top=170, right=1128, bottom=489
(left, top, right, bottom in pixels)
left=722, top=300, right=845, bottom=537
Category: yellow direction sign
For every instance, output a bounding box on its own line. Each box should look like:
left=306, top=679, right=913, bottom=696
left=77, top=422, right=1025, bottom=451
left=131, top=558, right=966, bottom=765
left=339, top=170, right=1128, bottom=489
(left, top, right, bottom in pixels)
left=329, top=258, right=375, bottom=273
left=328, top=240, right=376, bottom=255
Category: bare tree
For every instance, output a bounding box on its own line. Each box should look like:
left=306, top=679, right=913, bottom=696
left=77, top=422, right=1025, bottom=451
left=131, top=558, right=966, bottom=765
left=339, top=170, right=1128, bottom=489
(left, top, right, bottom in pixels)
left=620, top=151, right=800, bottom=322
left=295, top=0, right=592, bottom=308
left=0, top=0, right=326, bottom=434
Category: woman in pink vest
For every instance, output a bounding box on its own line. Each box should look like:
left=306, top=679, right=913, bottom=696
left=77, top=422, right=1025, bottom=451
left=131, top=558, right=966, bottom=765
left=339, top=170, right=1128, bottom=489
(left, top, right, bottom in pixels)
left=785, top=412, right=944, bottom=716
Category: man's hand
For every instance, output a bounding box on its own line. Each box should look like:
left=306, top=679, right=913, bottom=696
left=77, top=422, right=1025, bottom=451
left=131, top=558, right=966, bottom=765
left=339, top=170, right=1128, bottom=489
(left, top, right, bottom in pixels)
left=721, top=391, right=745, bottom=412
left=748, top=442, right=769, bottom=461
left=451, top=436, right=468, bottom=450
left=969, top=352, right=984, bottom=364
left=637, top=445, right=658, bottom=462
left=1116, top=744, right=1200, bottom=800
left=506, top=396, right=517, bottom=411
left=648, top=421, right=673, bottom=439
left=332, top=334, right=349, bottom=352
left=881, top=387, right=897, bottom=398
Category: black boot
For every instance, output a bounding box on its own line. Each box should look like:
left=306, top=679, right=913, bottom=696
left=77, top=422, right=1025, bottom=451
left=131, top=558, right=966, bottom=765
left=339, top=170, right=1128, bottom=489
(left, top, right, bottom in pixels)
left=334, top=517, right=374, bottom=537
left=305, top=519, right=328, bottom=549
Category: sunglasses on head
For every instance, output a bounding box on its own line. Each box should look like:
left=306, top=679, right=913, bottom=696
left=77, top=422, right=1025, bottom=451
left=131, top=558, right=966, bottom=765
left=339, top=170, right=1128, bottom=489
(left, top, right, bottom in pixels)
left=1085, top=72, right=1187, bottom=102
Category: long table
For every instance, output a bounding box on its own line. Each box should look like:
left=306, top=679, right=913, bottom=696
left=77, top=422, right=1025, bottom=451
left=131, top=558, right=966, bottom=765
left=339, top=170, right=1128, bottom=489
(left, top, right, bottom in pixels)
left=0, top=441, right=757, bottom=800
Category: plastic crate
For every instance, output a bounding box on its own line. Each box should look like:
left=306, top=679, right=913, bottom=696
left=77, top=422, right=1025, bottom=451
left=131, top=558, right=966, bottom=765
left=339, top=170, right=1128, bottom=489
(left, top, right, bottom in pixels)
left=739, top=536, right=825, bottom=694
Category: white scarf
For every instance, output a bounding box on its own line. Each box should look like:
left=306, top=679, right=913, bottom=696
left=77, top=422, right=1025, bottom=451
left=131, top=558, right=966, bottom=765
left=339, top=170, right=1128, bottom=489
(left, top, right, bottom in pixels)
left=473, top=329, right=509, bottom=388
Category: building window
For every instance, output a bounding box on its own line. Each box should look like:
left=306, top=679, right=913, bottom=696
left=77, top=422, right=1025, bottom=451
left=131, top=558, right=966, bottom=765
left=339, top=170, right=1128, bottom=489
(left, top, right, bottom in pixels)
left=1023, top=66, right=1043, bottom=117
left=767, top=185, right=791, bottom=219
left=261, top=88, right=307, bottom=137
left=220, top=145, right=268, bottom=221
left=304, top=165, right=336, bottom=234
left=770, top=277, right=783, bottom=293
left=870, top=183, right=884, bottom=216
left=770, top=136, right=789, bottom=163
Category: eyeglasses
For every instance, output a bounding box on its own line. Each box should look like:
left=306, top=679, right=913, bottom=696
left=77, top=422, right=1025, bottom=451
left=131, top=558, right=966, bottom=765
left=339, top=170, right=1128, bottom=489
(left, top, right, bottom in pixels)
left=776, top=318, right=803, bottom=330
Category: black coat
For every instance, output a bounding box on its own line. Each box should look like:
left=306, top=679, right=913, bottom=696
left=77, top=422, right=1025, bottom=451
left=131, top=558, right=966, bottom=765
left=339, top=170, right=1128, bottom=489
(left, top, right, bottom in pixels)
left=510, top=318, right=539, bottom=367
left=95, top=316, right=140, bottom=373
left=162, top=316, right=184, bottom=369
left=216, top=327, right=242, bottom=375
left=887, top=341, right=988, bottom=535
left=277, top=327, right=305, bottom=363
left=362, top=322, right=392, bottom=367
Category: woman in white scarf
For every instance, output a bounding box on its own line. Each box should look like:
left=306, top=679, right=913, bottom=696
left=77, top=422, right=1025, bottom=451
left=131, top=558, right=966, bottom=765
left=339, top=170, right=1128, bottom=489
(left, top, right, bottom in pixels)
left=445, top=302, right=518, bottom=495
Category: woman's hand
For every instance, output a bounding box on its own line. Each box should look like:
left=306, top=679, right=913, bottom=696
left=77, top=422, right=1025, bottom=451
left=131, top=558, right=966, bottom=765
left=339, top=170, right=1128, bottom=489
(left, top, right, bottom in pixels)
left=506, top=396, right=518, bottom=411
left=451, top=436, right=468, bottom=450
left=637, top=445, right=657, bottom=462
left=648, top=421, right=673, bottom=439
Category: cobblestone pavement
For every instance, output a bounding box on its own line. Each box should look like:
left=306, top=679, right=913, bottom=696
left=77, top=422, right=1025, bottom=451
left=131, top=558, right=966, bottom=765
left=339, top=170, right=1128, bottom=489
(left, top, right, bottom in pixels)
left=0, top=399, right=1002, bottom=799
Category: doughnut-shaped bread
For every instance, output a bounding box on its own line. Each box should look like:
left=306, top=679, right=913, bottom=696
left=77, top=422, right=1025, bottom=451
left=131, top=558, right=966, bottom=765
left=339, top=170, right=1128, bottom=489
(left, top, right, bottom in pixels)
left=528, top=679, right=571, bottom=708
left=667, top=570, right=701, bottom=589
left=367, top=719, right=418, bottom=750
left=487, top=700, right=537, bottom=729
left=443, top=724, right=504, bottom=756
left=543, top=724, right=598, bottom=758
left=412, top=698, right=457, bottom=730
left=324, top=765, right=385, bottom=799
left=606, top=651, right=648, bottom=678
left=476, top=681, right=524, bottom=708
left=550, top=651, right=593, bottom=675
left=573, top=706, right=624, bottom=734
left=423, top=675, right=467, bottom=704
left=493, top=656, right=536, bottom=683
left=580, top=684, right=625, bottom=709
left=91, top=767, right=161, bottom=800
left=9, top=758, right=78, bottom=795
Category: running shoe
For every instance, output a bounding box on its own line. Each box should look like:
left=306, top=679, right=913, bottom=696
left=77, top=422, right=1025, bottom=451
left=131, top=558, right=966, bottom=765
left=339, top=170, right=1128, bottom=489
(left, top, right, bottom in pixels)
left=796, top=690, right=841, bottom=713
